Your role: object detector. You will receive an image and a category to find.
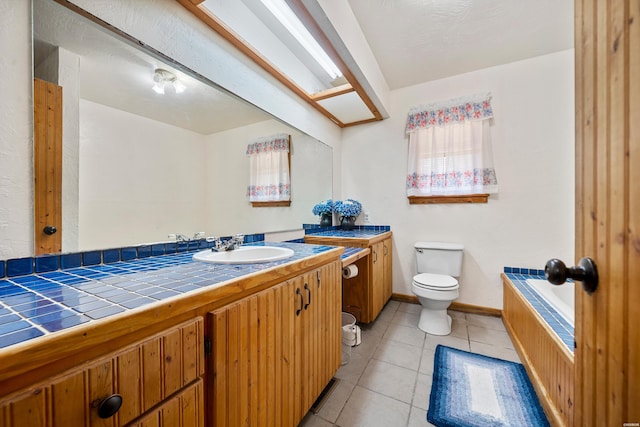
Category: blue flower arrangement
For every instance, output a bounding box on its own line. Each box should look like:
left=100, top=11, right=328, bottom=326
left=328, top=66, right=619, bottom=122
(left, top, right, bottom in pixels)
left=312, top=199, right=334, bottom=216
left=333, top=199, right=362, bottom=218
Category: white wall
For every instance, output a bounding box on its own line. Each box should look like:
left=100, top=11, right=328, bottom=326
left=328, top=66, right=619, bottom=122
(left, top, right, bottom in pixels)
left=0, top=1, right=32, bottom=259
left=79, top=100, right=207, bottom=249
left=341, top=50, right=575, bottom=309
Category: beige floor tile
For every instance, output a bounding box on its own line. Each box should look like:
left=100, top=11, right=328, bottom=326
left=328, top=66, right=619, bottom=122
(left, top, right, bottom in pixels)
left=411, top=373, right=433, bottom=411
left=469, top=340, right=521, bottom=363
left=408, top=406, right=437, bottom=427
left=467, top=325, right=514, bottom=349
left=359, top=317, right=391, bottom=337
left=373, top=338, right=423, bottom=371
left=336, top=386, right=411, bottom=427
left=465, top=313, right=506, bottom=331
left=397, top=302, right=422, bottom=314
left=391, top=309, right=421, bottom=327
left=447, top=309, right=466, bottom=320
left=335, top=352, right=370, bottom=384
left=299, top=413, right=335, bottom=427
left=448, top=317, right=469, bottom=339
left=418, top=348, right=435, bottom=375
left=424, top=333, right=470, bottom=352
left=314, top=379, right=356, bottom=424
left=382, top=322, right=426, bottom=347
left=358, top=359, right=418, bottom=404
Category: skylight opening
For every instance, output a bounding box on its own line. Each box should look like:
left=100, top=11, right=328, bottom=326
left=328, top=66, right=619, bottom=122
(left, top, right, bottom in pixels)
left=259, top=0, right=343, bottom=80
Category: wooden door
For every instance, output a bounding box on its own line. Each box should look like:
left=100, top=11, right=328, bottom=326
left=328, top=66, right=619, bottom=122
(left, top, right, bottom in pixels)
left=33, top=78, right=63, bottom=255
left=574, top=0, right=639, bottom=425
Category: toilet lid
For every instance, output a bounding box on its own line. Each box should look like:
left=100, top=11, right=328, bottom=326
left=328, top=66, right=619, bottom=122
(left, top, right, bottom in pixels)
left=413, top=273, right=459, bottom=290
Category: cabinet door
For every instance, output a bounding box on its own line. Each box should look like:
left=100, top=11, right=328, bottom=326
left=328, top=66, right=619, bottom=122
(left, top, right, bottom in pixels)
left=128, top=378, right=204, bottom=427
left=210, top=279, right=296, bottom=427
left=370, top=241, right=385, bottom=320
left=0, top=318, right=204, bottom=427
left=209, top=262, right=342, bottom=427
left=383, top=238, right=393, bottom=303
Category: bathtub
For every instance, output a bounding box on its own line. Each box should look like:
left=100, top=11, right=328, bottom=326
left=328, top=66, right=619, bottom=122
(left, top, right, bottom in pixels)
left=502, top=274, right=574, bottom=427
left=525, top=278, right=575, bottom=327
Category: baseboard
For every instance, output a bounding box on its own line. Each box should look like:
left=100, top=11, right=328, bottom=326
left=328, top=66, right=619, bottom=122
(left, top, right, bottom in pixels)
left=391, top=293, right=502, bottom=317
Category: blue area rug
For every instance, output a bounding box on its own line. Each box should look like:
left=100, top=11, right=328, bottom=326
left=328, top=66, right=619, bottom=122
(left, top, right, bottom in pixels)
left=427, top=345, right=550, bottom=427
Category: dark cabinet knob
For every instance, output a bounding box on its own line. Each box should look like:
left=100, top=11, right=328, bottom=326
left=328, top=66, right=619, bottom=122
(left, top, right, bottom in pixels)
left=43, top=225, right=57, bottom=235
left=545, top=257, right=599, bottom=294
left=97, top=394, right=123, bottom=418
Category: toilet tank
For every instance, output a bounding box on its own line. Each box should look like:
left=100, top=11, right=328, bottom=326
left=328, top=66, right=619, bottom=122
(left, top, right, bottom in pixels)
left=415, top=242, right=464, bottom=276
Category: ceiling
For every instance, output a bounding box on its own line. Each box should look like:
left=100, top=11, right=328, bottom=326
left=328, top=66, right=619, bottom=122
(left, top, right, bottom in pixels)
left=34, top=0, right=272, bottom=135
left=345, top=0, right=574, bottom=90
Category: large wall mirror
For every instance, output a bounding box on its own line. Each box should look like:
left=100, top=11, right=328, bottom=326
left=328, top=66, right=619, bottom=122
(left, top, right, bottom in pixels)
left=33, top=0, right=332, bottom=253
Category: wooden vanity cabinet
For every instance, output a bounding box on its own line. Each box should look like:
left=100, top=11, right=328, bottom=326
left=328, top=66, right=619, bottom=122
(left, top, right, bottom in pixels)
left=0, top=318, right=204, bottom=427
left=304, top=232, right=393, bottom=323
left=209, top=261, right=342, bottom=427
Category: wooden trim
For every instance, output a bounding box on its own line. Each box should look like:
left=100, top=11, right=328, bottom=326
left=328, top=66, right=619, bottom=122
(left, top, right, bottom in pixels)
left=287, top=0, right=383, bottom=121
left=449, top=301, right=501, bottom=317
left=33, top=78, right=63, bottom=255
left=390, top=294, right=502, bottom=317
left=310, top=84, right=354, bottom=101
left=175, top=0, right=383, bottom=127
left=408, top=194, right=489, bottom=204
left=251, top=201, right=291, bottom=207
left=390, top=293, right=419, bottom=304
left=341, top=247, right=370, bottom=268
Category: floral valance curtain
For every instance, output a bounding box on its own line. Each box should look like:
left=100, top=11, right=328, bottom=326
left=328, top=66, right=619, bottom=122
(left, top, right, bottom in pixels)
left=405, top=93, right=498, bottom=196
left=246, top=133, right=291, bottom=202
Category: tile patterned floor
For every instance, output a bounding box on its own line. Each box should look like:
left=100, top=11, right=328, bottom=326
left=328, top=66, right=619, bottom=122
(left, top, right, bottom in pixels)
left=300, top=301, right=520, bottom=427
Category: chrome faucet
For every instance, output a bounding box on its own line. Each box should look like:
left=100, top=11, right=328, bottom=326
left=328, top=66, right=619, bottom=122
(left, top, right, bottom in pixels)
left=207, top=234, right=244, bottom=251
left=174, top=232, right=205, bottom=242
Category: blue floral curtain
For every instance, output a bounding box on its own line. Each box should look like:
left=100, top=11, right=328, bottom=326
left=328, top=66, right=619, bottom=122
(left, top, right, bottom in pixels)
left=405, top=93, right=498, bottom=196
left=246, top=134, right=291, bottom=202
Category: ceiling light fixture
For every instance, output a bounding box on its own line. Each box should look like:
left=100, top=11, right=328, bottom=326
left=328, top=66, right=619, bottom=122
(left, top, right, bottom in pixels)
left=259, top=0, right=342, bottom=80
left=152, top=68, right=186, bottom=94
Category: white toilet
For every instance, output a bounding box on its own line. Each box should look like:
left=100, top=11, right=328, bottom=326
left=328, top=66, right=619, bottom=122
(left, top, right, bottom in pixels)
left=411, top=242, right=464, bottom=335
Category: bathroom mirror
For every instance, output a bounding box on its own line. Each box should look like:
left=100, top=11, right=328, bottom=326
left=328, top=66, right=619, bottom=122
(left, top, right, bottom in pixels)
left=32, top=0, right=332, bottom=252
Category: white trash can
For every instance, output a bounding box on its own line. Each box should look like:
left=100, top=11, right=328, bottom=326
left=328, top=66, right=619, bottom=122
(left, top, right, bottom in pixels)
left=341, top=312, right=360, bottom=365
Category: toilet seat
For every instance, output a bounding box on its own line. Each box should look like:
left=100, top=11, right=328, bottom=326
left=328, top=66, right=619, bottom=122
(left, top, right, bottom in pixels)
left=412, top=273, right=459, bottom=291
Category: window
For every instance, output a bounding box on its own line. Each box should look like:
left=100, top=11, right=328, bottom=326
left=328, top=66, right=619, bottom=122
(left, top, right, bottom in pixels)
left=405, top=94, right=498, bottom=204
left=246, top=134, right=291, bottom=207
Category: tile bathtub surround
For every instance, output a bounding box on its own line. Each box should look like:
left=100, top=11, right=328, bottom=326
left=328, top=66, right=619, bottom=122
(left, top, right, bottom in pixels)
left=299, top=301, right=520, bottom=427
left=504, top=270, right=574, bottom=352
left=0, top=241, right=335, bottom=349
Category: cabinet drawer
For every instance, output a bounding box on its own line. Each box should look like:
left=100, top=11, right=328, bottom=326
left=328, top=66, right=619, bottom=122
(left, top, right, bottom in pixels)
left=0, top=317, right=204, bottom=427
left=128, top=378, right=204, bottom=427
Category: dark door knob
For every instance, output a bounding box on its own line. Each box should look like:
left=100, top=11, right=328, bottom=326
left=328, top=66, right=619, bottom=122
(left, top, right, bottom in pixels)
left=43, top=225, right=57, bottom=235
left=545, top=257, right=599, bottom=294
left=97, top=394, right=123, bottom=418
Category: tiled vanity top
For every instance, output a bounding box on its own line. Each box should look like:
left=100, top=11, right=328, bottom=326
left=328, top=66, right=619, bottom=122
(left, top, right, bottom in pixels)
left=304, top=225, right=391, bottom=240
left=503, top=269, right=574, bottom=353
left=0, top=242, right=335, bottom=349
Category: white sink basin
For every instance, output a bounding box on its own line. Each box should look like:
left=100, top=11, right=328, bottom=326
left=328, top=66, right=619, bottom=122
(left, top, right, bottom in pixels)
left=192, top=246, right=295, bottom=264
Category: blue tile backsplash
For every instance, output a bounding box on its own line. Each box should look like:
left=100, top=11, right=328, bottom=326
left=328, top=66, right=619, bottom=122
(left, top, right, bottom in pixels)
left=0, top=234, right=348, bottom=349
left=504, top=267, right=574, bottom=353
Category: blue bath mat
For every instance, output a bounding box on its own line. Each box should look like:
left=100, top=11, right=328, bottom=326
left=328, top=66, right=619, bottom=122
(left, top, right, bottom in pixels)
left=427, top=345, right=550, bottom=427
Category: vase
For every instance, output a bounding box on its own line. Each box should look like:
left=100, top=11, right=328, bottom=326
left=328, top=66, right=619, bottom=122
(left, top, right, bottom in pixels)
left=320, top=214, right=332, bottom=227
left=340, top=216, right=356, bottom=230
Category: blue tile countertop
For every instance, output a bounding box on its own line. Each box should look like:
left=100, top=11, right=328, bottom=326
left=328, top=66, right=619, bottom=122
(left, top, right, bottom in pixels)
left=503, top=268, right=574, bottom=353
left=304, top=225, right=391, bottom=239
left=0, top=242, right=338, bottom=349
